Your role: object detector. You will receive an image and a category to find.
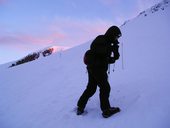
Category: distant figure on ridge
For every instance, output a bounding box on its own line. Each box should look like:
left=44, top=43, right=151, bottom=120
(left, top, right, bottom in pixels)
left=77, top=26, right=122, bottom=118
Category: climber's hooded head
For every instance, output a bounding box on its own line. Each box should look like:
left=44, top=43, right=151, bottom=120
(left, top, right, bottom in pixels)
left=105, top=26, right=122, bottom=42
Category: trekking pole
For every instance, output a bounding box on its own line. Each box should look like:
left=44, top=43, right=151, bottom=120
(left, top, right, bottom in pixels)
left=121, top=42, right=124, bottom=70
left=107, top=64, right=110, bottom=81
left=112, top=63, right=115, bottom=72
left=108, top=64, right=110, bottom=74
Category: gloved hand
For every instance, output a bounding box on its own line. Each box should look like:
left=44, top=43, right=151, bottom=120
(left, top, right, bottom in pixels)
left=111, top=44, right=119, bottom=51
left=108, top=57, right=115, bottom=64
left=111, top=42, right=120, bottom=61
left=113, top=52, right=120, bottom=60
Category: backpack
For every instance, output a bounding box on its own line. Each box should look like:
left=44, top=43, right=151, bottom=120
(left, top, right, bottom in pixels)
left=83, top=50, right=93, bottom=65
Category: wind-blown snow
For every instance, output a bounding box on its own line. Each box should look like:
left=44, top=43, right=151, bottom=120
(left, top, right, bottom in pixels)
left=0, top=0, right=170, bottom=128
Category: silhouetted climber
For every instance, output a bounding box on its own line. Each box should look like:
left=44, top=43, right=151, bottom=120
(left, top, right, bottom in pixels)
left=77, top=26, right=122, bottom=118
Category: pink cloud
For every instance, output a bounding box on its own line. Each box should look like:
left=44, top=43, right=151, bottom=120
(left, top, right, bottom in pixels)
left=0, top=31, right=66, bottom=45
left=19, top=35, right=52, bottom=45
left=0, top=36, right=69, bottom=54
left=0, top=18, right=115, bottom=53
left=0, top=31, right=69, bottom=52
left=49, top=17, right=114, bottom=47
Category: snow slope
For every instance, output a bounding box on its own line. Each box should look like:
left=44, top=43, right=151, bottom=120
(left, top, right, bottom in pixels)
left=0, top=0, right=170, bottom=128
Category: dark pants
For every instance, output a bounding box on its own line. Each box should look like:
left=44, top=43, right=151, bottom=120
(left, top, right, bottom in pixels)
left=77, top=68, right=111, bottom=111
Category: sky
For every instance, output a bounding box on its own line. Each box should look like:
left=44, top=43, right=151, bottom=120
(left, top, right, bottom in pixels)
left=0, top=0, right=162, bottom=64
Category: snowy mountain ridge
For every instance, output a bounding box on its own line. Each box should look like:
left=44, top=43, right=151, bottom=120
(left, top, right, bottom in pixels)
left=0, top=0, right=170, bottom=128
left=8, top=46, right=66, bottom=68
left=138, top=0, right=169, bottom=16
left=121, top=0, right=169, bottom=26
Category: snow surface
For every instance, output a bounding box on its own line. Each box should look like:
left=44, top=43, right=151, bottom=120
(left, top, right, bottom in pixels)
left=0, top=0, right=170, bottom=128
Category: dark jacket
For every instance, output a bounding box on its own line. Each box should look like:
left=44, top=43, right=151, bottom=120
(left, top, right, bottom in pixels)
left=87, top=35, right=120, bottom=71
